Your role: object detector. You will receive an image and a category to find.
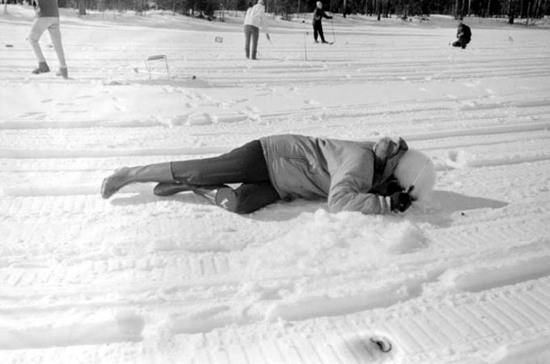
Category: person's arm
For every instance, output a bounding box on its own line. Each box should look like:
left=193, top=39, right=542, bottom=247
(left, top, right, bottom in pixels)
left=327, top=157, right=391, bottom=214
left=322, top=10, right=332, bottom=19
left=329, top=185, right=391, bottom=214
left=260, top=7, right=270, bottom=36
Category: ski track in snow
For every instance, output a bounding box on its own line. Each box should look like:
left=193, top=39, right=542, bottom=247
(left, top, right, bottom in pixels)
left=1, top=6, right=550, bottom=364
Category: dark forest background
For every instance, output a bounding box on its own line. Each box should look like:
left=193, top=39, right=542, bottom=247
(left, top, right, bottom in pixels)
left=22, top=0, right=550, bottom=24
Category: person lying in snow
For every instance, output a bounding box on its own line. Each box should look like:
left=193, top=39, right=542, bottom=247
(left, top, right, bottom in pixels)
left=452, top=20, right=472, bottom=49
left=101, top=134, right=436, bottom=214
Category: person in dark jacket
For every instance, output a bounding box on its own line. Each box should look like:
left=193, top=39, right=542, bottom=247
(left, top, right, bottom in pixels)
left=312, top=1, right=332, bottom=44
left=101, top=135, right=436, bottom=215
left=29, top=0, right=68, bottom=78
left=452, top=20, right=472, bottom=49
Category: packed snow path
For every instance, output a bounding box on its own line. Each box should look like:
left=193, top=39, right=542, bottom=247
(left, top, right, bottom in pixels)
left=1, top=7, right=550, bottom=364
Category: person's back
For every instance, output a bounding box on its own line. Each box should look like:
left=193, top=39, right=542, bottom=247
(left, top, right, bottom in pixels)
left=458, top=23, right=471, bottom=42
left=244, top=2, right=267, bottom=31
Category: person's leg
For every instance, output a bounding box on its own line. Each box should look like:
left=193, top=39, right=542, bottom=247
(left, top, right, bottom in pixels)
left=103, top=140, right=281, bottom=213
left=319, top=24, right=326, bottom=42
left=170, top=140, right=270, bottom=185
left=313, top=24, right=319, bottom=42
left=105, top=140, right=269, bottom=200
left=164, top=140, right=281, bottom=213
left=215, top=182, right=280, bottom=214
left=154, top=181, right=280, bottom=214
left=29, top=18, right=50, bottom=73
left=452, top=40, right=462, bottom=47
left=46, top=19, right=68, bottom=76
left=101, top=163, right=175, bottom=199
left=251, top=26, right=259, bottom=59
left=244, top=25, right=251, bottom=58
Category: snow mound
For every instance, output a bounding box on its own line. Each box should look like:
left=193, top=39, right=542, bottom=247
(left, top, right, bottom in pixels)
left=247, top=209, right=429, bottom=277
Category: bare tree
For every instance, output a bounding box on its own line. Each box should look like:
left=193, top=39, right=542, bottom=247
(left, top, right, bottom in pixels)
left=343, top=0, right=347, bottom=17
left=79, top=0, right=87, bottom=15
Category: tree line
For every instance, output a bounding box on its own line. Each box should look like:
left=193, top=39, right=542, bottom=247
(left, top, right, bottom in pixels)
left=59, top=0, right=550, bottom=23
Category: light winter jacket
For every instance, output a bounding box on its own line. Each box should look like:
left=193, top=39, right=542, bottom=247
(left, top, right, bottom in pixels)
left=244, top=4, right=269, bottom=33
left=260, top=134, right=408, bottom=214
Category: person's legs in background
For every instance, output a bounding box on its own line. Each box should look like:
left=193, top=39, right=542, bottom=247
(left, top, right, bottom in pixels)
left=47, top=19, right=68, bottom=78
left=313, top=24, right=319, bottom=42
left=244, top=24, right=252, bottom=58
left=250, top=25, right=259, bottom=59
left=29, top=18, right=50, bottom=74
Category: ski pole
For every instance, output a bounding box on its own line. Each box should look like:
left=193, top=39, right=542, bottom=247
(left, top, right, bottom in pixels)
left=302, top=19, right=308, bottom=61
left=331, top=18, right=335, bottom=43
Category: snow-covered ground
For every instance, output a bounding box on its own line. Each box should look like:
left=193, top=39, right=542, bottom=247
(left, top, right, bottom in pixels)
left=1, top=5, right=550, bottom=363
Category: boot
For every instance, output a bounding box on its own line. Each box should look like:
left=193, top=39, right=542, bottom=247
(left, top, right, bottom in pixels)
left=101, top=163, right=175, bottom=199
left=153, top=182, right=192, bottom=197
left=56, top=67, right=69, bottom=79
left=32, top=62, right=50, bottom=74
left=154, top=182, right=221, bottom=205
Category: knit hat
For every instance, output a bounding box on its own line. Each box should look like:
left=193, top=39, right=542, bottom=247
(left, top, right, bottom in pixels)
left=394, top=149, right=436, bottom=201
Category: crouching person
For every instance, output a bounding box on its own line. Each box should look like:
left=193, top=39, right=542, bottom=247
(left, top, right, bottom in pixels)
left=452, top=20, right=472, bottom=49
left=101, top=134, right=436, bottom=215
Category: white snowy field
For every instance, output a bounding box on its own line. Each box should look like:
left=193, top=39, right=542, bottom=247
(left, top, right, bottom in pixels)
left=1, top=5, right=550, bottom=363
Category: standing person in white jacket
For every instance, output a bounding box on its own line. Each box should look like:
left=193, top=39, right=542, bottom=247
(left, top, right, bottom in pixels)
left=243, top=0, right=270, bottom=60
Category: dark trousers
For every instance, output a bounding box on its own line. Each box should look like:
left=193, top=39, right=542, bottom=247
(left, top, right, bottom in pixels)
left=452, top=38, right=470, bottom=49
left=170, top=140, right=280, bottom=214
left=313, top=22, right=325, bottom=42
left=244, top=24, right=260, bottom=59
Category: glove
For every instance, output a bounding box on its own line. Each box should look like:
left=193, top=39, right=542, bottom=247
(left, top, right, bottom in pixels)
left=266, top=33, right=271, bottom=41
left=385, top=179, right=403, bottom=196
left=390, top=191, right=412, bottom=213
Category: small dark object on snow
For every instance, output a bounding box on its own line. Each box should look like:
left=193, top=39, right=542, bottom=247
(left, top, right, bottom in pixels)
left=5, top=44, right=14, bottom=48
left=461, top=212, right=466, bottom=216
left=370, top=336, right=392, bottom=353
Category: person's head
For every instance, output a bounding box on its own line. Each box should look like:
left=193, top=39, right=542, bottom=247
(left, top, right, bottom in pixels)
left=316, top=1, right=323, bottom=9
left=394, top=149, right=436, bottom=202
left=258, top=0, right=264, bottom=5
